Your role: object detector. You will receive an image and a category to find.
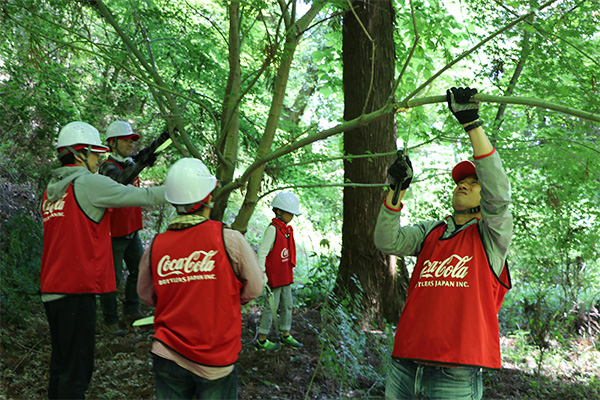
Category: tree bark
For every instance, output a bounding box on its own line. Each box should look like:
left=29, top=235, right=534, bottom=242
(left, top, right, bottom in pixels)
left=230, top=1, right=324, bottom=233
left=337, top=0, right=407, bottom=327
left=213, top=0, right=242, bottom=222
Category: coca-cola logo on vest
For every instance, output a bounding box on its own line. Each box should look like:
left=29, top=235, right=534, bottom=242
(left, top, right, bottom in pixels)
left=42, top=192, right=68, bottom=222
left=157, top=250, right=218, bottom=277
left=280, top=248, right=289, bottom=262
left=420, top=254, right=472, bottom=280
left=416, top=254, right=472, bottom=289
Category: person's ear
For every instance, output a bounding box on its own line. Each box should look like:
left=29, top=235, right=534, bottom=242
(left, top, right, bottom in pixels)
left=73, top=152, right=84, bottom=164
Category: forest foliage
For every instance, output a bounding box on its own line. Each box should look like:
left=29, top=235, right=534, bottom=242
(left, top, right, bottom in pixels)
left=1, top=0, right=599, bottom=397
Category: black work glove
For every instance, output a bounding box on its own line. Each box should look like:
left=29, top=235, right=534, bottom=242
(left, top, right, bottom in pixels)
left=158, top=128, right=171, bottom=143
left=132, top=147, right=157, bottom=168
left=141, top=152, right=157, bottom=168
left=132, top=146, right=150, bottom=163
left=446, top=87, right=479, bottom=124
left=387, top=150, right=413, bottom=191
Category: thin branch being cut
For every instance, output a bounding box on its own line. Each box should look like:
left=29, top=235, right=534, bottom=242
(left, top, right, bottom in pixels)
left=216, top=90, right=598, bottom=201
left=391, top=0, right=420, bottom=96
left=400, top=94, right=600, bottom=123
left=398, top=0, right=560, bottom=105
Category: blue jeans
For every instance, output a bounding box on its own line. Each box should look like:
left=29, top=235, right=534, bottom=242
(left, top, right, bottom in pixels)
left=385, top=358, right=483, bottom=400
left=153, top=355, right=238, bottom=400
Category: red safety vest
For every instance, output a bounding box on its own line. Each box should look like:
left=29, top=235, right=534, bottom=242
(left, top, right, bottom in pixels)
left=265, top=220, right=295, bottom=288
left=40, top=183, right=115, bottom=294
left=151, top=220, right=243, bottom=367
left=392, top=223, right=511, bottom=369
left=103, top=159, right=143, bottom=237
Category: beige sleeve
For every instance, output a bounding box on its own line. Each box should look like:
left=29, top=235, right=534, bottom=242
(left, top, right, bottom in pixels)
left=137, top=245, right=157, bottom=307
left=223, top=229, right=264, bottom=304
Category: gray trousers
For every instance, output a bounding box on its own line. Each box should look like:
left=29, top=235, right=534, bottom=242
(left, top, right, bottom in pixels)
left=100, top=231, right=143, bottom=325
left=258, top=285, right=293, bottom=335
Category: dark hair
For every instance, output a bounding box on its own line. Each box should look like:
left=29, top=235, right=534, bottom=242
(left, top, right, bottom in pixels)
left=59, top=152, right=76, bottom=166
left=175, top=202, right=206, bottom=215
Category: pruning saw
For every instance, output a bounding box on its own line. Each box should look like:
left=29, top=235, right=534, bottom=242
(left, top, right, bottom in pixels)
left=132, top=316, right=155, bottom=327
left=154, top=138, right=172, bottom=153
left=391, top=112, right=412, bottom=205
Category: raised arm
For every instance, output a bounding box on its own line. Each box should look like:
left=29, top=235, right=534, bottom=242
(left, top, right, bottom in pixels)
left=446, top=86, right=494, bottom=157
left=447, top=86, right=512, bottom=273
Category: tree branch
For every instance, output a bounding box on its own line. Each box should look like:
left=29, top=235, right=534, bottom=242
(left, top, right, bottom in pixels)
left=499, top=2, right=600, bottom=68
left=493, top=29, right=531, bottom=132
left=391, top=0, right=420, bottom=96
left=257, top=182, right=389, bottom=201
left=401, top=94, right=600, bottom=123
left=399, top=0, right=560, bottom=105
left=216, top=89, right=598, bottom=202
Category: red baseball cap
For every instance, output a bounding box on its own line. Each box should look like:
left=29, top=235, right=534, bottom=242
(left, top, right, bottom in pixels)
left=452, top=161, right=477, bottom=184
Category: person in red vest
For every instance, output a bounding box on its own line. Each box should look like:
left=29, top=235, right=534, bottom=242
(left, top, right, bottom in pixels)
left=40, top=121, right=168, bottom=399
left=137, top=158, right=263, bottom=400
left=255, top=191, right=304, bottom=350
left=98, top=120, right=169, bottom=334
left=374, top=87, right=513, bottom=400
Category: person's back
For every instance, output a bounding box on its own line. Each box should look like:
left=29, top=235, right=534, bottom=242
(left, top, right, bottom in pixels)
left=40, top=121, right=167, bottom=400
left=137, top=158, right=263, bottom=400
left=151, top=219, right=243, bottom=366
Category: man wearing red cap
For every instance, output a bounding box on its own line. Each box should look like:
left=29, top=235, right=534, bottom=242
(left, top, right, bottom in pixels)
left=375, top=87, right=513, bottom=399
left=98, top=121, right=169, bottom=333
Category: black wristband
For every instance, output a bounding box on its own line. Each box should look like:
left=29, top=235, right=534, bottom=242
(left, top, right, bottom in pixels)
left=464, top=119, right=484, bottom=132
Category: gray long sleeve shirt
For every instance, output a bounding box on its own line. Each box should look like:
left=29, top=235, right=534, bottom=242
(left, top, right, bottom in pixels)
left=374, top=151, right=512, bottom=276
left=41, top=165, right=166, bottom=302
left=45, top=166, right=166, bottom=223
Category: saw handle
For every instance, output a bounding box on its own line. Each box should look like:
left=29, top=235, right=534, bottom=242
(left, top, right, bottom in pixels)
left=391, top=182, right=402, bottom=205
left=387, top=149, right=413, bottom=206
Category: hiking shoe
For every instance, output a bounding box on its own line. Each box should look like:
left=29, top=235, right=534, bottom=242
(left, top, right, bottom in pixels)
left=124, top=311, right=147, bottom=326
left=102, top=324, right=128, bottom=337
left=281, top=335, right=303, bottom=348
left=255, top=339, right=281, bottom=350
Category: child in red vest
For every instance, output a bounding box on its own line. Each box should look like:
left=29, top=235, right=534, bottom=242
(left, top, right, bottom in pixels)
left=256, top=191, right=304, bottom=350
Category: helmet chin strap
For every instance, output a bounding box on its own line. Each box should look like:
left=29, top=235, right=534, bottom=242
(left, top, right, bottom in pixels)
left=66, top=145, right=93, bottom=172
left=177, top=195, right=214, bottom=214
left=111, top=138, right=129, bottom=158
left=454, top=206, right=481, bottom=215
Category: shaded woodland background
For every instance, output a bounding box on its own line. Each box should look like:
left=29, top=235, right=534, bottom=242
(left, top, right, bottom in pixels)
left=1, top=0, right=599, bottom=398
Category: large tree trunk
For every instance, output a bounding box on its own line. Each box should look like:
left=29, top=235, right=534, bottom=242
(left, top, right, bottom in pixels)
left=337, top=0, right=408, bottom=327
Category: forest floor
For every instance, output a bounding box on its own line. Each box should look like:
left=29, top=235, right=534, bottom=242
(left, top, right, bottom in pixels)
left=1, top=299, right=599, bottom=400
left=1, top=177, right=599, bottom=399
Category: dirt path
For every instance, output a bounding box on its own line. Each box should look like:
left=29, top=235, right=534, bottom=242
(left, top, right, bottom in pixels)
left=1, top=301, right=599, bottom=399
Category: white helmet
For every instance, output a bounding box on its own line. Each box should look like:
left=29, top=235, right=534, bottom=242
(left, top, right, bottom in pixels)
left=270, top=191, right=301, bottom=215
left=56, top=121, right=109, bottom=153
left=165, top=158, right=218, bottom=205
left=106, top=120, right=140, bottom=141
